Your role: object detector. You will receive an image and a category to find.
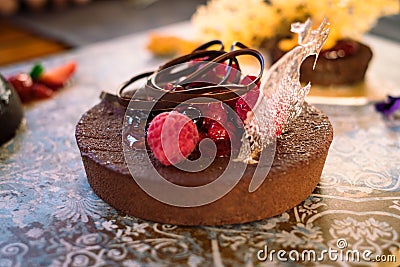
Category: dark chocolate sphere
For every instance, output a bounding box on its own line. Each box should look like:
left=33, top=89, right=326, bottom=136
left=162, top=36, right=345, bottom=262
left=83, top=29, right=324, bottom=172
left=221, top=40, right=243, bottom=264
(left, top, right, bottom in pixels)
left=0, top=74, right=24, bottom=145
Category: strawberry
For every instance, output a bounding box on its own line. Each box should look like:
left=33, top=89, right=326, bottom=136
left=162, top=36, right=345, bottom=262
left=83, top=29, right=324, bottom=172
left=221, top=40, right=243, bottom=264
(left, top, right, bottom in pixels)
left=146, top=111, right=199, bottom=166
left=38, top=61, right=76, bottom=89
left=29, top=64, right=44, bottom=80
left=31, top=83, right=53, bottom=99
left=8, top=73, right=34, bottom=103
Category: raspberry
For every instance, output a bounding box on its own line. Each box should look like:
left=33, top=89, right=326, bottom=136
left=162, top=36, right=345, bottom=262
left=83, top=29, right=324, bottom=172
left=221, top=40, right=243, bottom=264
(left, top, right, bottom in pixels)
left=164, top=83, right=184, bottom=91
left=207, top=122, right=229, bottom=141
left=274, top=109, right=287, bottom=137
left=234, top=88, right=260, bottom=122
left=207, top=121, right=239, bottom=156
left=240, top=75, right=260, bottom=87
left=146, top=111, right=199, bottom=166
left=177, top=106, right=203, bottom=128
left=193, top=131, right=214, bottom=158
left=199, top=62, right=239, bottom=84
left=322, top=39, right=359, bottom=59
left=214, top=62, right=239, bottom=83
left=202, top=102, right=228, bottom=128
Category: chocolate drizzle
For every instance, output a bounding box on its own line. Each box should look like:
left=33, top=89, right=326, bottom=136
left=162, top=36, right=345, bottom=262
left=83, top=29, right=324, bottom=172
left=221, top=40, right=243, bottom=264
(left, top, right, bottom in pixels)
left=115, top=40, right=264, bottom=111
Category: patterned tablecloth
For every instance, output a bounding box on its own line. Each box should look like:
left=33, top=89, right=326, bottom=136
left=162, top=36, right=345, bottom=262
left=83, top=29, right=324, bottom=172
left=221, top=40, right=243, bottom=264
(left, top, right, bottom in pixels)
left=1, top=23, right=399, bottom=267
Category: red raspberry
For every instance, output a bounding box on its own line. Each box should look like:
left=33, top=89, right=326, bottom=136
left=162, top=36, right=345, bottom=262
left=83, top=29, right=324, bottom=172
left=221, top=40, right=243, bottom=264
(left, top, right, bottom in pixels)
left=234, top=88, right=260, bottom=122
left=189, top=57, right=209, bottom=64
left=146, top=111, right=199, bottom=166
left=194, top=131, right=214, bottom=157
left=207, top=121, right=239, bottom=156
left=202, top=102, right=228, bottom=128
left=240, top=75, right=260, bottom=87
left=214, top=62, right=239, bottom=82
left=207, top=122, right=229, bottom=141
left=164, top=83, right=174, bottom=91
left=274, top=109, right=287, bottom=137
left=164, top=83, right=184, bottom=91
left=322, top=39, right=359, bottom=59
left=201, top=62, right=239, bottom=84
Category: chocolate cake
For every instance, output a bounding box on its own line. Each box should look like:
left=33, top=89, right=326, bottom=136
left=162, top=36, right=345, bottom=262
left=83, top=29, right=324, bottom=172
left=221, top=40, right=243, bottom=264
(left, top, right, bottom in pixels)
left=75, top=95, right=333, bottom=225
left=76, top=33, right=334, bottom=225
left=271, top=40, right=373, bottom=86
left=0, top=74, right=23, bottom=145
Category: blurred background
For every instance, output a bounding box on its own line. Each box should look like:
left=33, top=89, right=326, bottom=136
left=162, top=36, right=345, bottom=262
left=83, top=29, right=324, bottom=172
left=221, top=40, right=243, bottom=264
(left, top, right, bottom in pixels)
left=0, top=0, right=398, bottom=67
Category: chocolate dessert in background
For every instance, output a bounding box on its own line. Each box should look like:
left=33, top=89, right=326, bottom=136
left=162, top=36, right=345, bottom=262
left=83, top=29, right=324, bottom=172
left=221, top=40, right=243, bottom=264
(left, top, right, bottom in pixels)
left=270, top=39, right=373, bottom=86
left=0, top=74, right=23, bottom=145
left=190, top=0, right=398, bottom=87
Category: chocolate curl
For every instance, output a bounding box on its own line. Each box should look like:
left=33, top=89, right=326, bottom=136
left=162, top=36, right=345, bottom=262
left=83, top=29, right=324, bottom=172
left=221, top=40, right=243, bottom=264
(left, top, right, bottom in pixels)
left=117, top=42, right=264, bottom=111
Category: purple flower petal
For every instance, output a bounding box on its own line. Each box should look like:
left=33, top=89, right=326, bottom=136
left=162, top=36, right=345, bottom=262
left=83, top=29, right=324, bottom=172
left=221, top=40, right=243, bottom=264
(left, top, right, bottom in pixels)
left=375, top=96, right=400, bottom=116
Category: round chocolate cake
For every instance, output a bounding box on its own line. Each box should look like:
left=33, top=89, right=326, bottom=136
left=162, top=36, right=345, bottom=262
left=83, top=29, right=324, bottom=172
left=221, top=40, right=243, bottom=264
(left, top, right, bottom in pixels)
left=75, top=95, right=333, bottom=225
left=76, top=38, right=334, bottom=225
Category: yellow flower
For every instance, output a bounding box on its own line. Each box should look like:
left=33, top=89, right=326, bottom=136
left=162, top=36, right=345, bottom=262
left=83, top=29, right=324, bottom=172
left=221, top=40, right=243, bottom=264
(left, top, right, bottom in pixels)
left=192, top=0, right=277, bottom=48
left=192, top=0, right=399, bottom=50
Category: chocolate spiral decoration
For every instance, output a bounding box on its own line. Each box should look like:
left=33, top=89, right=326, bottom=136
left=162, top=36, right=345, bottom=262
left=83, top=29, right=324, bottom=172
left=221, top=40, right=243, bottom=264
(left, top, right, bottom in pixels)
left=114, top=40, right=264, bottom=111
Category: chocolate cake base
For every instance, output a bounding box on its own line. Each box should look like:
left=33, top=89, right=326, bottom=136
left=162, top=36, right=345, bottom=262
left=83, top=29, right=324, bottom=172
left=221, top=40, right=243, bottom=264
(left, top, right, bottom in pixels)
left=271, top=41, right=373, bottom=86
left=75, top=97, right=333, bottom=225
